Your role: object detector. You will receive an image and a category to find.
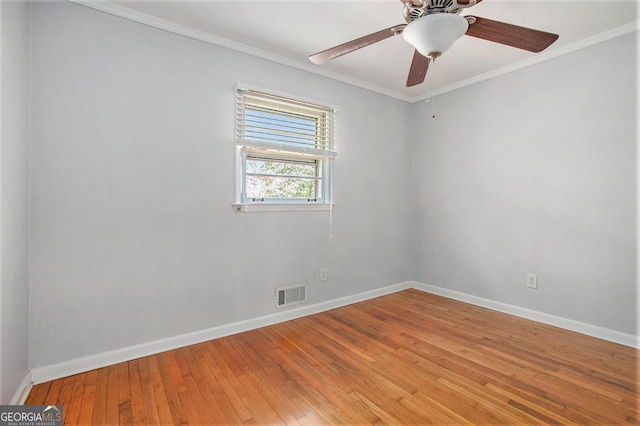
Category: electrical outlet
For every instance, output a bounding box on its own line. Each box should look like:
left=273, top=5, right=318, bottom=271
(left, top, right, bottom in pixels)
left=527, top=274, right=538, bottom=289
left=320, top=268, right=328, bottom=282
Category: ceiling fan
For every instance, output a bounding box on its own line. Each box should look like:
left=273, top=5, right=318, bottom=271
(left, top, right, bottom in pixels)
left=309, top=0, right=559, bottom=87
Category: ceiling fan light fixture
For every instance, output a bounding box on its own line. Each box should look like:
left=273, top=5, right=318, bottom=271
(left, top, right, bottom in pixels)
left=402, top=13, right=469, bottom=58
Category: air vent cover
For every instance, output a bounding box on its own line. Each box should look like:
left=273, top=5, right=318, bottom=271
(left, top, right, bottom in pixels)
left=276, top=284, right=307, bottom=308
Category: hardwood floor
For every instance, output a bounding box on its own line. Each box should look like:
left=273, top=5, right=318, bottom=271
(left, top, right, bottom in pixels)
left=26, top=289, right=638, bottom=425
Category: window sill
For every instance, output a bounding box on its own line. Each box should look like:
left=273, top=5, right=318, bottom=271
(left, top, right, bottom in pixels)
left=233, top=203, right=333, bottom=213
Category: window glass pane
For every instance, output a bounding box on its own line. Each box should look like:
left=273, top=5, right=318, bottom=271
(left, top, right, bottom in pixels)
left=246, top=159, right=317, bottom=178
left=246, top=175, right=318, bottom=200
left=245, top=157, right=319, bottom=200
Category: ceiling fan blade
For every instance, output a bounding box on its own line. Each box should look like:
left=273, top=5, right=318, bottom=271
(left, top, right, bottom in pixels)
left=309, top=24, right=406, bottom=64
left=406, top=50, right=430, bottom=87
left=465, top=16, right=558, bottom=53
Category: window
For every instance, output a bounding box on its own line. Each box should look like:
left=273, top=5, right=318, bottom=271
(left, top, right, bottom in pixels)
left=234, top=87, right=337, bottom=211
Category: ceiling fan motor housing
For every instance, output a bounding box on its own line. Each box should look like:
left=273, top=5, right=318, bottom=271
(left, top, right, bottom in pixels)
left=404, top=0, right=478, bottom=23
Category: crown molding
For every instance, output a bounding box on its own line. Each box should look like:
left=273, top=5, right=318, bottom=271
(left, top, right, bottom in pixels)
left=409, top=19, right=640, bottom=103
left=67, top=1, right=637, bottom=104
left=66, top=0, right=414, bottom=103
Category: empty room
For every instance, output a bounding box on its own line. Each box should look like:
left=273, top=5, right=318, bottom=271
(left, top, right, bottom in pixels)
left=1, top=0, right=637, bottom=424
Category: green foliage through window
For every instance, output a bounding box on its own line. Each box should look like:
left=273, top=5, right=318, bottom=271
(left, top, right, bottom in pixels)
left=246, top=158, right=319, bottom=199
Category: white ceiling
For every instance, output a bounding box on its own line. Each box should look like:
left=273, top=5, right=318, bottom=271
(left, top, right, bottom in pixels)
left=89, top=0, right=637, bottom=102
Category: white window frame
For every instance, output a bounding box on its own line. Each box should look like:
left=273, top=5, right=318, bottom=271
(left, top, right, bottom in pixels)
left=233, top=85, right=337, bottom=212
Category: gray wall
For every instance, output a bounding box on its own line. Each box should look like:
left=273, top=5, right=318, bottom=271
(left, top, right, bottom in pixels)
left=411, top=33, right=637, bottom=335
left=21, top=0, right=639, bottom=379
left=0, top=0, right=31, bottom=404
left=29, top=1, right=412, bottom=369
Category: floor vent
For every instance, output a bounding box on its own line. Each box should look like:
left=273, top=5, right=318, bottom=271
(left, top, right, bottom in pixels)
left=276, top=284, right=307, bottom=308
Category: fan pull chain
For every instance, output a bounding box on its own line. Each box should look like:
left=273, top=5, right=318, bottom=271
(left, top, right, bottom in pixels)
left=425, top=57, right=437, bottom=118
left=431, top=58, right=436, bottom=118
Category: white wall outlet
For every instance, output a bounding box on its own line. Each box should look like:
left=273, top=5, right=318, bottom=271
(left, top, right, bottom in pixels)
left=527, top=274, right=538, bottom=289
left=320, top=268, right=328, bottom=282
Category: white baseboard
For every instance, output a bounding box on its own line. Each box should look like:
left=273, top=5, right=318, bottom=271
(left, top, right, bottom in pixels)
left=29, top=279, right=637, bottom=385
left=410, top=281, right=639, bottom=349
left=30, top=281, right=411, bottom=384
left=10, top=371, right=33, bottom=405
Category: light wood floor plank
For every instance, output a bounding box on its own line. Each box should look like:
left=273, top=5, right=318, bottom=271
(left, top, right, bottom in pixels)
left=202, top=339, right=255, bottom=423
left=42, top=377, right=63, bottom=407
left=104, top=364, right=120, bottom=425
left=25, top=289, right=639, bottom=425
left=65, top=373, right=86, bottom=426
left=127, top=359, right=148, bottom=426
left=154, top=353, right=188, bottom=425
left=146, top=355, right=175, bottom=425
left=181, top=345, right=235, bottom=424
left=136, top=357, right=161, bottom=425
left=89, top=368, right=108, bottom=425
left=25, top=380, right=50, bottom=405
left=232, top=333, right=307, bottom=425
left=76, top=369, right=97, bottom=425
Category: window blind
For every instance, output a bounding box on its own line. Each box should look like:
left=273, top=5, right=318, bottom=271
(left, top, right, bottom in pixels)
left=236, top=88, right=336, bottom=158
